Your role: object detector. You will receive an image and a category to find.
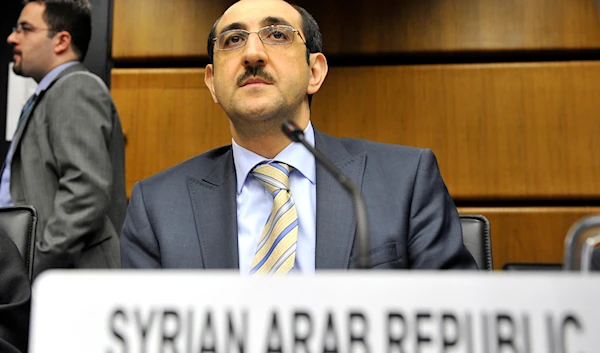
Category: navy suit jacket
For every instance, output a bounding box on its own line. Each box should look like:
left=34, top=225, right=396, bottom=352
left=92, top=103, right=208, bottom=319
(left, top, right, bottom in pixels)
left=121, top=129, right=477, bottom=270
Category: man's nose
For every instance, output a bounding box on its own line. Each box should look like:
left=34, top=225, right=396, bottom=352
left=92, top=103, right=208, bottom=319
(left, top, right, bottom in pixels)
left=7, top=31, right=17, bottom=46
left=242, top=33, right=268, bottom=68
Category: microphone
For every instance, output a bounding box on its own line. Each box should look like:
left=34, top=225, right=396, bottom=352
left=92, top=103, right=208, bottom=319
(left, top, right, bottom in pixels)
left=281, top=120, right=370, bottom=269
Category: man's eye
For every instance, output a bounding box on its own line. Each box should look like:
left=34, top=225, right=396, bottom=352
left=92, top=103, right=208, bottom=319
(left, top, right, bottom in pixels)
left=265, top=30, right=289, bottom=42
left=224, top=34, right=246, bottom=47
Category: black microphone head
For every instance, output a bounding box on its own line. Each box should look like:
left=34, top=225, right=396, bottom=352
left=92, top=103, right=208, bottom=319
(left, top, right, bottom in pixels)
left=281, top=120, right=304, bottom=142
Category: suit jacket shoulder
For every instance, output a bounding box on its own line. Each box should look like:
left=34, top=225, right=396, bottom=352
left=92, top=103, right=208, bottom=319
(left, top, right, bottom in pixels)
left=139, top=145, right=234, bottom=189
left=314, top=129, right=476, bottom=269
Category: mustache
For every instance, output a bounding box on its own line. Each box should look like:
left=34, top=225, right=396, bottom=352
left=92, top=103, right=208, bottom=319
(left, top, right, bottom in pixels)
left=236, top=66, right=274, bottom=86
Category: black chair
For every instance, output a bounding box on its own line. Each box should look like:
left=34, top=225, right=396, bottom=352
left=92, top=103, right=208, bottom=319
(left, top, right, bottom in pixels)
left=459, top=214, right=493, bottom=270
left=502, top=262, right=562, bottom=271
left=0, top=206, right=37, bottom=280
left=563, top=214, right=600, bottom=272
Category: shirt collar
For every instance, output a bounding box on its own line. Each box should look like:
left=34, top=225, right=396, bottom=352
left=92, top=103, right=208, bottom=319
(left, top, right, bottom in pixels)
left=35, top=61, right=79, bottom=95
left=232, top=121, right=316, bottom=194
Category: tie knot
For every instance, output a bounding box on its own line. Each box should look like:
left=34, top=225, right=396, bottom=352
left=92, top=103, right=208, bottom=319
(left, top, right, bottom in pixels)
left=252, top=162, right=292, bottom=193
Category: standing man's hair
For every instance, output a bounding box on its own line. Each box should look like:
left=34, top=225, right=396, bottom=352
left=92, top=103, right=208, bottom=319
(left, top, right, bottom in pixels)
left=25, top=0, right=92, bottom=61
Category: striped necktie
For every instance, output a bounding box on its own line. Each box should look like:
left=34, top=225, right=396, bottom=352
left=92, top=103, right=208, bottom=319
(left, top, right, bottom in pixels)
left=250, top=162, right=298, bottom=275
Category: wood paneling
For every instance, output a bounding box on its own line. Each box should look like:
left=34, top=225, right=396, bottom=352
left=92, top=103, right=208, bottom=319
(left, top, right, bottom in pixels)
left=308, top=0, right=600, bottom=54
left=112, top=0, right=231, bottom=60
left=112, top=0, right=600, bottom=60
left=112, top=63, right=600, bottom=199
left=111, top=68, right=600, bottom=269
left=312, top=61, right=600, bottom=200
left=458, top=207, right=600, bottom=269
left=111, top=68, right=231, bottom=196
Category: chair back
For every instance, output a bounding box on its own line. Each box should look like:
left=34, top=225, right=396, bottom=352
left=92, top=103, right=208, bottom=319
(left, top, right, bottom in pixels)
left=460, top=214, right=493, bottom=270
left=564, top=214, right=600, bottom=272
left=0, top=206, right=37, bottom=280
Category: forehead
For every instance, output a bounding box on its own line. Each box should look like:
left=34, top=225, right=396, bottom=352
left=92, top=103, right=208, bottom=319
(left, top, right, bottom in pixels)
left=18, top=2, right=47, bottom=25
left=217, top=0, right=302, bottom=32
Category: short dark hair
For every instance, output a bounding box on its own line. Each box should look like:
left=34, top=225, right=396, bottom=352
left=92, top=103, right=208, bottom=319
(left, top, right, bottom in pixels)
left=206, top=2, right=323, bottom=105
left=207, top=2, right=322, bottom=65
left=25, top=0, right=92, bottom=61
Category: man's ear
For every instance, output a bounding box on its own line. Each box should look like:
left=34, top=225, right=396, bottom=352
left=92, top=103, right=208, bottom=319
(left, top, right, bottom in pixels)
left=204, top=64, right=219, bottom=104
left=307, top=52, right=328, bottom=95
left=53, top=31, right=72, bottom=56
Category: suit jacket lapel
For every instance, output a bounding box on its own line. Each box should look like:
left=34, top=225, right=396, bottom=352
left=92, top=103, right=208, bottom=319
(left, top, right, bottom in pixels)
left=11, top=63, right=87, bottom=156
left=187, top=148, right=239, bottom=269
left=10, top=94, right=40, bottom=154
left=314, top=130, right=367, bottom=269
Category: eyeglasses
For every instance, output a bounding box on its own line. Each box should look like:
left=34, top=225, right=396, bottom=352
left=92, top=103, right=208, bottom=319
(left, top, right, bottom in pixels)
left=12, top=23, right=51, bottom=35
left=213, top=24, right=305, bottom=51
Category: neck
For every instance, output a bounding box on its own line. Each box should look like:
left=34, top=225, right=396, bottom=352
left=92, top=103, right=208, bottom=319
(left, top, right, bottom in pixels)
left=35, top=56, right=78, bottom=82
left=231, top=108, right=310, bottom=159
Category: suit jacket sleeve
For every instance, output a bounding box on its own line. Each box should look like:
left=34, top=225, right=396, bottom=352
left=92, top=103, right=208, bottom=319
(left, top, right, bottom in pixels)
left=120, top=182, right=162, bottom=268
left=33, top=75, right=115, bottom=275
left=0, top=232, right=31, bottom=353
left=407, top=149, right=477, bottom=269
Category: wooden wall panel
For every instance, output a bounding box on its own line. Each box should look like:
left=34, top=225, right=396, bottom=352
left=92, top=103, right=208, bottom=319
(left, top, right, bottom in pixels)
left=111, top=68, right=231, bottom=196
left=112, top=0, right=600, bottom=60
left=112, top=0, right=231, bottom=60
left=112, top=63, right=600, bottom=199
left=312, top=61, right=600, bottom=200
left=111, top=68, right=600, bottom=269
left=458, top=207, right=600, bottom=269
left=308, top=0, right=600, bottom=54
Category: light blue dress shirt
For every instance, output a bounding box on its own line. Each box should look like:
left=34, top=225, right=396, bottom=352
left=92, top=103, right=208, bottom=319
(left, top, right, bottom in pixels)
left=0, top=61, right=79, bottom=206
left=233, top=122, right=317, bottom=274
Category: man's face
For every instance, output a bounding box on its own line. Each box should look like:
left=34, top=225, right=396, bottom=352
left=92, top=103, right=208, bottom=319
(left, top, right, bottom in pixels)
left=205, top=0, right=312, bottom=125
left=7, top=2, right=55, bottom=82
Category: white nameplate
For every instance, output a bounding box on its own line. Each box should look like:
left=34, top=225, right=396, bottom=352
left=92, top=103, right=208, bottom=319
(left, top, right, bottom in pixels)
left=30, top=271, right=599, bottom=353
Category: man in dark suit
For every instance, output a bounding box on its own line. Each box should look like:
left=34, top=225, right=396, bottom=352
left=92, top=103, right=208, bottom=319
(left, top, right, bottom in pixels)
left=121, top=0, right=477, bottom=271
left=0, top=231, right=30, bottom=353
left=3, top=0, right=126, bottom=279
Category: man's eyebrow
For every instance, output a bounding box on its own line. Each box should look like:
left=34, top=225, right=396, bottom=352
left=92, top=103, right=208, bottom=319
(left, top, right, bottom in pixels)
left=218, top=22, right=246, bottom=35
left=17, top=21, right=31, bottom=27
left=217, top=17, right=294, bottom=35
left=260, top=16, right=292, bottom=27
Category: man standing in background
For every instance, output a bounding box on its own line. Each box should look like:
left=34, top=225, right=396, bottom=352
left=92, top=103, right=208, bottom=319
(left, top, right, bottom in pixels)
left=3, top=0, right=126, bottom=278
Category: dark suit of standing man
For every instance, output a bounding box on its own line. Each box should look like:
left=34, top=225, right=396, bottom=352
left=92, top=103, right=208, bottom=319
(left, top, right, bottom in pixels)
left=3, top=0, right=126, bottom=279
left=121, top=0, right=476, bottom=271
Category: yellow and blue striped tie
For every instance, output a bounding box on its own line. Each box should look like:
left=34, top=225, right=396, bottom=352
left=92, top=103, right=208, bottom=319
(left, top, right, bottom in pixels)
left=250, top=162, right=298, bottom=274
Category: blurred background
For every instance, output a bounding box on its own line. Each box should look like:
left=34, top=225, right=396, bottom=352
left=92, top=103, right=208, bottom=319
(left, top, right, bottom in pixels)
left=2, top=0, right=600, bottom=269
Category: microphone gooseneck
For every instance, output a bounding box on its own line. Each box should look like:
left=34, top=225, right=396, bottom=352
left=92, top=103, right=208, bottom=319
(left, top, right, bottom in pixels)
left=281, top=120, right=370, bottom=269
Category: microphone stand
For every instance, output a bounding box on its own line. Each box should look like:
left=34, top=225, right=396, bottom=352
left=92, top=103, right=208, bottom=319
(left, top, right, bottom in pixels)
left=282, top=121, right=370, bottom=269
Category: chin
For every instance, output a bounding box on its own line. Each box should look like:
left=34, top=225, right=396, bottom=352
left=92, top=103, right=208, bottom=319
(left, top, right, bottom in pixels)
left=238, top=101, right=279, bottom=118
left=12, top=64, right=23, bottom=76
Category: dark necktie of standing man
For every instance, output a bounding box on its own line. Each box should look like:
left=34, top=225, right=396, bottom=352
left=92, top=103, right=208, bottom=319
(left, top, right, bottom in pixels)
left=16, top=94, right=37, bottom=129
left=1, top=94, right=37, bottom=172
